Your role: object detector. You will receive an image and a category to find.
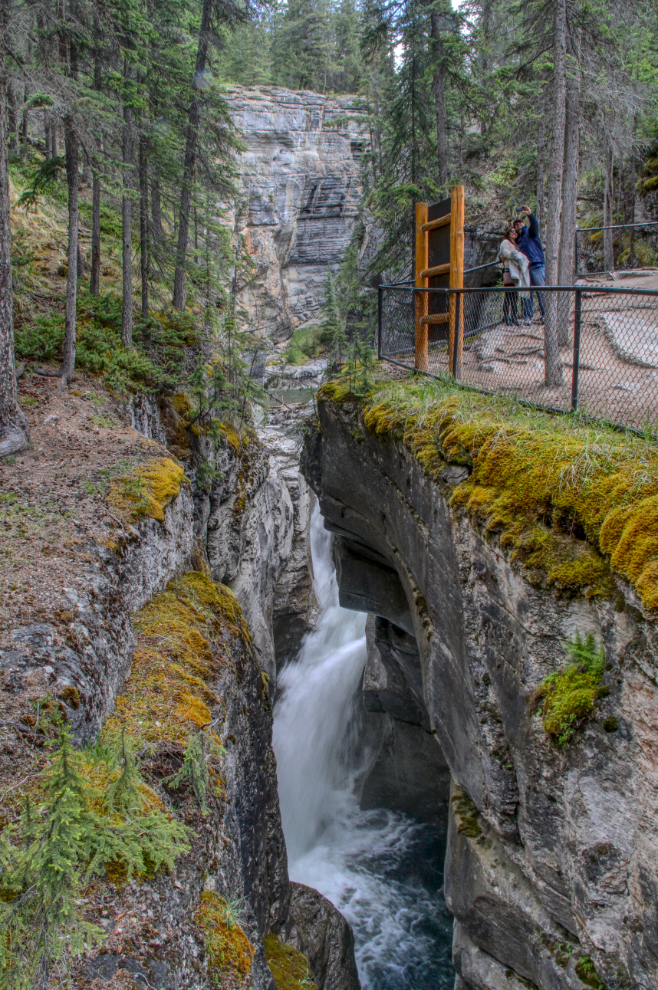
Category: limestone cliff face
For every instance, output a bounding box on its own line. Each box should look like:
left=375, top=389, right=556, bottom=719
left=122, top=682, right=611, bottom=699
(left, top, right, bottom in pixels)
left=303, top=398, right=658, bottom=990
left=225, top=86, right=368, bottom=341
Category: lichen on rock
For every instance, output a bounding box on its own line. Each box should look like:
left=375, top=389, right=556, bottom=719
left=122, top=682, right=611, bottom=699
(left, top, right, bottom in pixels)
left=108, top=456, right=187, bottom=523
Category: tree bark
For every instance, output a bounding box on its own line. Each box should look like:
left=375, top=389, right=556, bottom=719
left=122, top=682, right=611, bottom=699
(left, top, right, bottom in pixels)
left=536, top=107, right=546, bottom=230
left=151, top=167, right=163, bottom=242
left=8, top=82, right=18, bottom=156
left=139, top=132, right=149, bottom=319
left=21, top=84, right=28, bottom=156
left=121, top=60, right=133, bottom=348
left=172, top=0, right=212, bottom=310
left=59, top=116, right=78, bottom=385
left=90, top=167, right=101, bottom=295
left=430, top=11, right=448, bottom=188
left=543, top=0, right=567, bottom=387
left=603, top=131, right=614, bottom=271
left=0, top=0, right=29, bottom=456
left=557, top=30, right=580, bottom=344
left=89, top=14, right=102, bottom=296
left=45, top=118, right=52, bottom=160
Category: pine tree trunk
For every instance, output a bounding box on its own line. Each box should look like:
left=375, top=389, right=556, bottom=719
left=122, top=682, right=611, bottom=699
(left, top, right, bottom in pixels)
left=139, top=133, right=149, bottom=319
left=0, top=0, right=29, bottom=456
left=21, top=84, right=28, bottom=157
left=430, top=12, right=448, bottom=188
left=90, top=167, right=101, bottom=294
left=51, top=122, right=57, bottom=159
left=172, top=0, right=212, bottom=310
left=121, top=61, right=133, bottom=348
left=603, top=133, right=614, bottom=271
left=45, top=119, right=52, bottom=160
left=151, top=167, right=162, bottom=241
left=536, top=109, right=546, bottom=230
left=8, top=82, right=18, bottom=156
left=59, top=117, right=79, bottom=385
left=543, top=0, right=567, bottom=388
left=89, top=16, right=102, bottom=296
left=557, top=33, right=580, bottom=344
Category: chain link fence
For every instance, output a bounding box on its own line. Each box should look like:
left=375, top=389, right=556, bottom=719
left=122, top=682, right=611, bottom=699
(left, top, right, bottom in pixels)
left=378, top=285, right=658, bottom=433
left=576, top=221, right=658, bottom=276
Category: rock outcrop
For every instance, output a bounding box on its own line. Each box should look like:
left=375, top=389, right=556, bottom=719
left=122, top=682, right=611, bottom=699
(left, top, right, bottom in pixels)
left=284, top=882, right=361, bottom=990
left=302, top=395, right=658, bottom=990
left=225, top=85, right=369, bottom=341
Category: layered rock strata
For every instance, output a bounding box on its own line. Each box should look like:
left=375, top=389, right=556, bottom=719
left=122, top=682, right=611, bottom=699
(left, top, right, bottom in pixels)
left=225, top=85, right=369, bottom=341
left=302, top=396, right=658, bottom=990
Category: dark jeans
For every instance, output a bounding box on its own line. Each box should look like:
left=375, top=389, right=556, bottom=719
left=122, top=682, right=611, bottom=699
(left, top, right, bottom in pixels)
left=503, top=291, right=518, bottom=325
left=528, top=265, right=545, bottom=318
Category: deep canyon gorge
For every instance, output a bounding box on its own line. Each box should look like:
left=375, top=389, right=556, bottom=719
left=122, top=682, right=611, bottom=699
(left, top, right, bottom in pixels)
left=2, top=82, right=658, bottom=990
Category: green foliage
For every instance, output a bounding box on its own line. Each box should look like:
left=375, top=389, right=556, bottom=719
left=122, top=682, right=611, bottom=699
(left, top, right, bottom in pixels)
left=575, top=955, right=608, bottom=989
left=534, top=634, right=607, bottom=747
left=167, top=729, right=225, bottom=814
left=16, top=157, right=66, bottom=211
left=14, top=289, right=203, bottom=394
left=284, top=325, right=325, bottom=364
left=320, top=268, right=348, bottom=366
left=0, top=726, right=189, bottom=990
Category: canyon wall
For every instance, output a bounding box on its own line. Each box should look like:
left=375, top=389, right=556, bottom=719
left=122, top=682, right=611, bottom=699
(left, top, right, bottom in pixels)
left=225, top=86, right=369, bottom=341
left=303, top=396, right=658, bottom=990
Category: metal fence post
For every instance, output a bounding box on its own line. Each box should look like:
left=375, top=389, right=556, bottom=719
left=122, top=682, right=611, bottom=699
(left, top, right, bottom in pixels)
left=574, top=232, right=579, bottom=279
left=452, top=290, right=462, bottom=379
left=377, top=285, right=382, bottom=360
left=571, top=288, right=582, bottom=412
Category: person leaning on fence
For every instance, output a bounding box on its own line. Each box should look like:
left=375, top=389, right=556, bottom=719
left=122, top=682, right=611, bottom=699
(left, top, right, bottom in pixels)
left=499, top=226, right=531, bottom=326
left=514, top=206, right=545, bottom=319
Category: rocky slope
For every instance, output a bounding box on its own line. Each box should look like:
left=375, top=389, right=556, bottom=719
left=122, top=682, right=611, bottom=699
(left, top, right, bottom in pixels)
left=225, top=86, right=369, bottom=341
left=0, top=373, right=357, bottom=990
left=303, top=388, right=658, bottom=990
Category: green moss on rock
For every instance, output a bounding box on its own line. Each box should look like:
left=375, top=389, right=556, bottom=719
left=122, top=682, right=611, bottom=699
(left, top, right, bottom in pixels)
left=264, top=932, right=317, bottom=990
left=533, top=633, right=607, bottom=746
left=322, top=374, right=658, bottom=608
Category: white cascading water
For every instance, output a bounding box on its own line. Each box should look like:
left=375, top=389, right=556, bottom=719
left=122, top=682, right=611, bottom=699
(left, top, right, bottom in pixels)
left=273, top=503, right=454, bottom=990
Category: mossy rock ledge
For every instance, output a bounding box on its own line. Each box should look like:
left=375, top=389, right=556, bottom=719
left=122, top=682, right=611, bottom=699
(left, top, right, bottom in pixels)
left=303, top=377, right=658, bottom=990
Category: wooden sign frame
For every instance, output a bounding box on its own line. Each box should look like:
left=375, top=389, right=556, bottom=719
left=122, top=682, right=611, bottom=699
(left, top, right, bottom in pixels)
left=414, top=186, right=465, bottom=376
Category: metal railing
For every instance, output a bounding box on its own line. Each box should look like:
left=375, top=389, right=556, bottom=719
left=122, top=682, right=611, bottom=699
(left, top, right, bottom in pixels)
left=575, top=221, right=658, bottom=276
left=377, top=284, right=658, bottom=433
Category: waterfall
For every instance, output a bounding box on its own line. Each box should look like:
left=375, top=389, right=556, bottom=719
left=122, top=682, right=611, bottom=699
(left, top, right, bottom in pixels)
left=273, top=504, right=454, bottom=990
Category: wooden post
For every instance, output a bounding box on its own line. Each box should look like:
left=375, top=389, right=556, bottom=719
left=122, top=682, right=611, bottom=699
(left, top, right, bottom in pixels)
left=448, top=185, right=465, bottom=378
left=415, top=202, right=429, bottom=371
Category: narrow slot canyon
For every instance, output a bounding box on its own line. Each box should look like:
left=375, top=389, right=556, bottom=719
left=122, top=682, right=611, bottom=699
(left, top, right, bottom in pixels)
left=273, top=504, right=454, bottom=990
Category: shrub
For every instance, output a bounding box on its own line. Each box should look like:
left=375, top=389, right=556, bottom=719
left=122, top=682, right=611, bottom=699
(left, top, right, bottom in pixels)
left=534, top=633, right=607, bottom=746
left=0, top=727, right=189, bottom=990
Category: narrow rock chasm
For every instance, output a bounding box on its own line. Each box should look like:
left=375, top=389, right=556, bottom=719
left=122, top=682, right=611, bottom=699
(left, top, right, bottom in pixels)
left=272, top=503, right=455, bottom=990
left=298, top=394, right=658, bottom=990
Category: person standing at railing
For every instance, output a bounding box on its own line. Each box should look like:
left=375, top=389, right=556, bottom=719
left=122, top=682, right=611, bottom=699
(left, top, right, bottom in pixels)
left=499, top=226, right=531, bottom=326
left=514, top=206, right=545, bottom=319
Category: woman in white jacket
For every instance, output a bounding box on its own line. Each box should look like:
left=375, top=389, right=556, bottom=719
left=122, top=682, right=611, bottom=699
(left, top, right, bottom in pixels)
left=499, top=225, right=531, bottom=326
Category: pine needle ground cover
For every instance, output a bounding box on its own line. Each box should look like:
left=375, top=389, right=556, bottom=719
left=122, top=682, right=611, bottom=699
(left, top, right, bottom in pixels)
left=320, top=373, right=658, bottom=609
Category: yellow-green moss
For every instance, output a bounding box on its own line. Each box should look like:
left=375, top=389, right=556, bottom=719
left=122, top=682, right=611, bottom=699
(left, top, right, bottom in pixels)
left=195, top=891, right=254, bottom=985
left=327, top=376, right=658, bottom=608
left=264, top=933, right=317, bottom=990
left=534, top=634, right=607, bottom=746
left=107, top=457, right=186, bottom=522
left=105, top=571, right=250, bottom=745
left=451, top=789, right=482, bottom=839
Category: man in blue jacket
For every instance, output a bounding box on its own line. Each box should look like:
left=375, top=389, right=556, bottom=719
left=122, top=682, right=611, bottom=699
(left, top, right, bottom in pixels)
left=514, top=206, right=545, bottom=319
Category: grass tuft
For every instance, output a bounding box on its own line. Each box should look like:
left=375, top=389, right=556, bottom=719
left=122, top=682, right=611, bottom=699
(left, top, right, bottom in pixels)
left=533, top=633, right=607, bottom=746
